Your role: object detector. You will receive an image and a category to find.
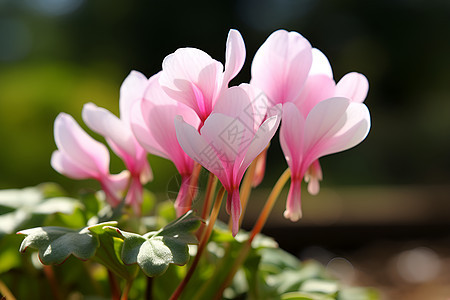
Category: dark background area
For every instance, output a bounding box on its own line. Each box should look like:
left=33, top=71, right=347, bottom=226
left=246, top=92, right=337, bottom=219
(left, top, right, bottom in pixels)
left=1, top=1, right=450, bottom=298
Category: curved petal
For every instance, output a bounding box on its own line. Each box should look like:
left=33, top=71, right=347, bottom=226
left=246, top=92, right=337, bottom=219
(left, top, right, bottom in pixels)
left=119, top=70, right=149, bottom=124
left=51, top=151, right=94, bottom=179
left=160, top=48, right=222, bottom=119
left=175, top=115, right=229, bottom=188
left=303, top=98, right=370, bottom=161
left=251, top=29, right=312, bottom=105
left=131, top=101, right=169, bottom=160
left=223, top=29, right=246, bottom=85
left=54, top=113, right=110, bottom=175
left=319, top=102, right=371, bottom=157
left=240, top=113, right=281, bottom=180
left=309, top=48, right=333, bottom=78
left=283, top=178, right=302, bottom=222
left=82, top=103, right=136, bottom=157
left=335, top=72, right=369, bottom=103
left=279, top=103, right=305, bottom=175
left=294, top=74, right=336, bottom=117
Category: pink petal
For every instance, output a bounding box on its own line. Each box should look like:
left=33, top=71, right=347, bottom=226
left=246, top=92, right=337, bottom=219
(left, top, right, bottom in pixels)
left=119, top=70, right=149, bottom=124
left=174, top=175, right=194, bottom=217
left=51, top=151, right=95, bottom=179
left=228, top=188, right=241, bottom=237
left=294, top=74, right=336, bottom=117
left=251, top=29, right=312, bottom=105
left=303, top=97, right=370, bottom=160
left=309, top=48, right=333, bottom=78
left=279, top=103, right=305, bottom=175
left=240, top=113, right=281, bottom=180
left=131, top=101, right=170, bottom=160
left=335, top=72, right=369, bottom=103
left=54, top=113, right=110, bottom=176
left=159, top=48, right=222, bottom=119
left=82, top=103, right=137, bottom=157
left=223, top=29, right=246, bottom=85
left=175, top=115, right=229, bottom=187
left=304, top=160, right=323, bottom=195
left=283, top=178, right=302, bottom=222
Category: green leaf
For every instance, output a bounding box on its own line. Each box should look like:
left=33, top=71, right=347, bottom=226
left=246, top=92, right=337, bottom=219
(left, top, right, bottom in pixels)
left=108, top=210, right=201, bottom=277
left=0, top=185, right=79, bottom=237
left=301, top=279, right=339, bottom=295
left=88, top=222, right=139, bottom=281
left=337, top=287, right=379, bottom=300
left=18, top=225, right=100, bottom=264
left=281, top=291, right=335, bottom=300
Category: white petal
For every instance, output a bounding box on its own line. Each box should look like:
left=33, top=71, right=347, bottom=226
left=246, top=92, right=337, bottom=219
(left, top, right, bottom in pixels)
left=51, top=151, right=94, bottom=179
left=251, top=29, right=312, bottom=104
left=279, top=103, right=305, bottom=173
left=309, top=48, right=333, bottom=78
left=223, top=29, right=246, bottom=85
left=119, top=70, right=149, bottom=124
left=240, top=113, right=281, bottom=180
left=54, top=113, right=110, bottom=175
left=82, top=103, right=136, bottom=157
left=159, top=48, right=222, bottom=117
left=335, top=72, right=369, bottom=103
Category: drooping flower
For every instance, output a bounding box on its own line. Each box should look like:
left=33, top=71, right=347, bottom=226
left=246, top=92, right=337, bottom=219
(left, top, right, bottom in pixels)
left=174, top=84, right=281, bottom=236
left=280, top=99, right=370, bottom=221
left=51, top=113, right=129, bottom=207
left=82, top=71, right=152, bottom=213
left=131, top=72, right=201, bottom=217
left=251, top=29, right=370, bottom=197
left=159, top=29, right=246, bottom=124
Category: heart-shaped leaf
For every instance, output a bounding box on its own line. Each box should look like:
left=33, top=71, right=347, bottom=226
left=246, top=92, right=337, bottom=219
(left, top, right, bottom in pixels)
left=17, top=221, right=116, bottom=265
left=106, top=210, right=201, bottom=277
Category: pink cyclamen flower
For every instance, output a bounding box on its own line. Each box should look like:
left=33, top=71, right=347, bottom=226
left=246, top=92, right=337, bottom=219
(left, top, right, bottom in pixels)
left=175, top=84, right=281, bottom=236
left=159, top=29, right=246, bottom=124
left=82, top=71, right=152, bottom=213
left=251, top=29, right=370, bottom=196
left=131, top=72, right=201, bottom=217
left=280, top=98, right=371, bottom=221
left=51, top=113, right=129, bottom=207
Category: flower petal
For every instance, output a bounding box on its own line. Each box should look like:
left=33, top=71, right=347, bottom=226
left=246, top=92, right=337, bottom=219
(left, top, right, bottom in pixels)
left=160, top=48, right=222, bottom=119
left=335, top=72, right=369, bottom=103
left=223, top=29, right=246, bottom=85
left=303, top=97, right=370, bottom=160
left=251, top=29, right=312, bottom=105
left=119, top=70, right=150, bottom=124
left=82, top=103, right=136, bottom=157
left=279, top=102, right=305, bottom=174
left=240, top=112, right=281, bottom=180
left=54, top=113, right=110, bottom=176
left=51, top=151, right=94, bottom=179
left=309, top=48, right=333, bottom=78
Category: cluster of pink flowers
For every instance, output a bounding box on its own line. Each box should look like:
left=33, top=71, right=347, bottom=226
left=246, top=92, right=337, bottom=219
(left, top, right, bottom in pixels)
left=51, top=29, right=370, bottom=236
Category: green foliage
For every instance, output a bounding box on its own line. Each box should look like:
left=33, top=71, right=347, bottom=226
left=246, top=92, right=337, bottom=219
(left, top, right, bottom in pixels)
left=0, top=183, right=80, bottom=238
left=107, top=210, right=201, bottom=277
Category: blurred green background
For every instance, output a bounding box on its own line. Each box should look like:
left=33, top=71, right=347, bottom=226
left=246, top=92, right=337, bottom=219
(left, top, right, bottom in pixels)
left=1, top=0, right=449, bottom=193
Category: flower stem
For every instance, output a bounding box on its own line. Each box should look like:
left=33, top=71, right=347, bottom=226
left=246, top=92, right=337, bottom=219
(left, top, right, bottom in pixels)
left=120, top=280, right=134, bottom=300
left=197, top=173, right=218, bottom=239
left=0, top=279, right=16, bottom=300
left=107, top=270, right=121, bottom=300
left=214, top=168, right=291, bottom=298
left=238, top=160, right=258, bottom=226
left=170, top=186, right=226, bottom=300
left=43, top=265, right=63, bottom=300
left=249, top=168, right=291, bottom=241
